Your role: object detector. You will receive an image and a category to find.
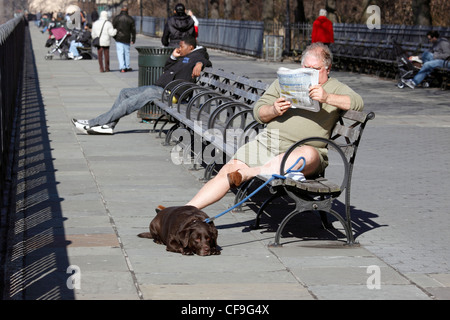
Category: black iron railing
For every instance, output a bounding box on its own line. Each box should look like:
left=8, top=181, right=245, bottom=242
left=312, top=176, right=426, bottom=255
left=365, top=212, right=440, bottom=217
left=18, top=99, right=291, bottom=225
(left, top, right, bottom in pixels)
left=0, top=15, right=26, bottom=209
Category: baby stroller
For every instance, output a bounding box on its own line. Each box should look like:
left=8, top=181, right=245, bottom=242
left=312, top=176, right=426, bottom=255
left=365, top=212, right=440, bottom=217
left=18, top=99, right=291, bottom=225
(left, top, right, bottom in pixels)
left=45, top=27, right=72, bottom=60
left=394, top=42, right=431, bottom=88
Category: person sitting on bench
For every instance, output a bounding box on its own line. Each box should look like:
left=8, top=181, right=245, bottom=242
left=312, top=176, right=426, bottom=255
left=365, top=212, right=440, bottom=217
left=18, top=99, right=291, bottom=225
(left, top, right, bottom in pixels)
left=185, top=43, right=364, bottom=210
left=402, top=31, right=450, bottom=89
left=71, top=36, right=211, bottom=134
left=68, top=23, right=92, bottom=60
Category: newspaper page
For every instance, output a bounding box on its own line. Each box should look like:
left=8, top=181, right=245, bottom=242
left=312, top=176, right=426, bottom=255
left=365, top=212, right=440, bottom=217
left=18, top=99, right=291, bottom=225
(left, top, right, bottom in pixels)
left=277, top=67, right=320, bottom=112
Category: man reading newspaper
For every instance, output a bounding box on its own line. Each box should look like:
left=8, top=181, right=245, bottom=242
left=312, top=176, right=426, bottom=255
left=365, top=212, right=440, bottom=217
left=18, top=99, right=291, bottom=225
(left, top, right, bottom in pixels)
left=185, top=42, right=364, bottom=210
left=277, top=67, right=320, bottom=112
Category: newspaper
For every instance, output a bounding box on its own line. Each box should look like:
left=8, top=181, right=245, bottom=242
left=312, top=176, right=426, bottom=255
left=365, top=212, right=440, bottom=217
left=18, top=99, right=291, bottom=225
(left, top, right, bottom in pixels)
left=277, top=67, right=320, bottom=112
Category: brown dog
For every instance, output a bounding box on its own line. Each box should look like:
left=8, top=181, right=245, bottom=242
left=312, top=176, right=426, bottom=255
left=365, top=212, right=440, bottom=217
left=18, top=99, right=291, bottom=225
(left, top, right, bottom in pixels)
left=138, top=205, right=220, bottom=256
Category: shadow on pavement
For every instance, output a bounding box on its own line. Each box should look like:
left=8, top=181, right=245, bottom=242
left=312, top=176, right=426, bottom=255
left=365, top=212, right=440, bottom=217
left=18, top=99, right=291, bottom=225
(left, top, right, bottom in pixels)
left=2, top=26, right=75, bottom=300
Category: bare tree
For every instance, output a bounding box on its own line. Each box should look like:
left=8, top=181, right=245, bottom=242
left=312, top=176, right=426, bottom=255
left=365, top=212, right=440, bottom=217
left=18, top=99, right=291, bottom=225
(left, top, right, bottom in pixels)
left=224, top=0, right=232, bottom=19
left=325, top=0, right=337, bottom=22
left=412, top=0, right=432, bottom=25
left=295, top=0, right=306, bottom=23
left=261, top=0, right=273, bottom=23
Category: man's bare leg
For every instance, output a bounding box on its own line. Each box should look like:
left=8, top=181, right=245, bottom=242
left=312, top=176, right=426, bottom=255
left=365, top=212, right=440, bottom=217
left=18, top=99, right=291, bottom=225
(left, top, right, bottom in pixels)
left=186, top=160, right=249, bottom=210
left=186, top=145, right=320, bottom=210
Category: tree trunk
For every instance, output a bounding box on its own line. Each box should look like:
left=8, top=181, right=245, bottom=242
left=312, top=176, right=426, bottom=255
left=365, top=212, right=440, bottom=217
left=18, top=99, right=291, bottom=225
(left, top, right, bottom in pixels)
left=295, top=0, right=306, bottom=23
left=412, top=0, right=432, bottom=26
left=326, top=0, right=337, bottom=23
left=262, top=0, right=274, bottom=23
left=224, top=0, right=232, bottom=19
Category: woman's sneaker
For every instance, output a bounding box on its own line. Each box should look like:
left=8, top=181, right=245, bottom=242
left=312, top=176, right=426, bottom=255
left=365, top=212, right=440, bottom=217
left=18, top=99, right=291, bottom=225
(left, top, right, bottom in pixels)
left=87, top=125, right=114, bottom=135
left=72, top=119, right=90, bottom=134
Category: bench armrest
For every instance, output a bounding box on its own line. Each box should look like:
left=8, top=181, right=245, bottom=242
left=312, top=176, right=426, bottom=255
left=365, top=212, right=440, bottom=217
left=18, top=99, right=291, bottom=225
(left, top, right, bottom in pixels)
left=279, top=137, right=350, bottom=192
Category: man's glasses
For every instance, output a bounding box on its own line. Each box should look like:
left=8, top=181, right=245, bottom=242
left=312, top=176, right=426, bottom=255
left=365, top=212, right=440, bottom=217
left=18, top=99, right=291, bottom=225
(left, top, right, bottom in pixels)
left=302, top=65, right=328, bottom=71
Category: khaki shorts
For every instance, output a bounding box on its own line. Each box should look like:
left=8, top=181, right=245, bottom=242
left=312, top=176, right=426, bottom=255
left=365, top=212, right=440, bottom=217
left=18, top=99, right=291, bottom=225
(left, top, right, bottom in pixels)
left=232, top=131, right=328, bottom=175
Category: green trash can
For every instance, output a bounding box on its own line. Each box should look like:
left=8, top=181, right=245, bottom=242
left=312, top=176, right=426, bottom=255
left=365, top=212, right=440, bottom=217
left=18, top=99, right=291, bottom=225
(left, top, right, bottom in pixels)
left=135, top=46, right=174, bottom=120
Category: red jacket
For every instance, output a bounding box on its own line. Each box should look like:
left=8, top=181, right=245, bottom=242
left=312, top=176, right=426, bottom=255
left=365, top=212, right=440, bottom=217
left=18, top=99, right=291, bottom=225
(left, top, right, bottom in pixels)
left=311, top=16, right=334, bottom=44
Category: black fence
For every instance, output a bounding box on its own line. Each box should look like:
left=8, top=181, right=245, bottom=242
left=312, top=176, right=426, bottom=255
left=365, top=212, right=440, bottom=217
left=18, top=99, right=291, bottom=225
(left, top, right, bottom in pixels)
left=197, top=19, right=264, bottom=57
left=0, top=15, right=26, bottom=210
left=333, top=23, right=450, bottom=45
left=134, top=16, right=449, bottom=60
left=134, top=16, right=264, bottom=57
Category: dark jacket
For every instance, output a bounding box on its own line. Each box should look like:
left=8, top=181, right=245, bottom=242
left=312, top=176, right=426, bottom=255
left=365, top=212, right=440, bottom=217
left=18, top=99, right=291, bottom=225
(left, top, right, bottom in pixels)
left=155, top=46, right=212, bottom=88
left=161, top=14, right=195, bottom=47
left=432, top=37, right=450, bottom=60
left=77, top=30, right=91, bottom=47
left=112, top=11, right=136, bottom=44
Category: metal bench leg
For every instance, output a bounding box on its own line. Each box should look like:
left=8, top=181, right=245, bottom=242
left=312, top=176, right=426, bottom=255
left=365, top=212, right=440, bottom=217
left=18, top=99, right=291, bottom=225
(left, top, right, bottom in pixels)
left=158, top=119, right=173, bottom=139
left=269, top=207, right=301, bottom=247
left=329, top=208, right=356, bottom=245
left=232, top=179, right=253, bottom=212
left=251, top=192, right=282, bottom=229
left=163, top=123, right=180, bottom=146
left=152, top=114, right=168, bottom=133
left=201, top=162, right=217, bottom=181
left=269, top=188, right=357, bottom=246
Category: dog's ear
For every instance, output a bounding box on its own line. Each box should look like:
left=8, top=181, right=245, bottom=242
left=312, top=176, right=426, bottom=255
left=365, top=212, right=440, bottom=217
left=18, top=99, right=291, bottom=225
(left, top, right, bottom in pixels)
left=155, top=205, right=166, bottom=213
left=178, top=219, right=199, bottom=248
left=208, top=223, right=218, bottom=244
left=178, top=228, right=191, bottom=248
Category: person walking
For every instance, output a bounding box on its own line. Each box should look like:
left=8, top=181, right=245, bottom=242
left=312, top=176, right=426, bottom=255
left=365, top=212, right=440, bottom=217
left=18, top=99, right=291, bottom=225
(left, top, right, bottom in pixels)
left=92, top=11, right=116, bottom=72
left=112, top=6, right=136, bottom=73
left=161, top=3, right=195, bottom=47
left=187, top=10, right=199, bottom=38
left=311, top=9, right=334, bottom=46
left=91, top=7, right=99, bottom=23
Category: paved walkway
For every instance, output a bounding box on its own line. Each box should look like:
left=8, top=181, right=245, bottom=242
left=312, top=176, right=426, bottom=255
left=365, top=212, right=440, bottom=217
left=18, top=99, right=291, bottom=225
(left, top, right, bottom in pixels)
left=2, top=24, right=450, bottom=303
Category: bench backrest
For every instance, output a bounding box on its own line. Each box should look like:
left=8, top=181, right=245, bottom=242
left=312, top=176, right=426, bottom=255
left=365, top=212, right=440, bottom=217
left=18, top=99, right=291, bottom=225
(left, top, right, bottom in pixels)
left=198, top=67, right=269, bottom=105
left=327, top=109, right=375, bottom=187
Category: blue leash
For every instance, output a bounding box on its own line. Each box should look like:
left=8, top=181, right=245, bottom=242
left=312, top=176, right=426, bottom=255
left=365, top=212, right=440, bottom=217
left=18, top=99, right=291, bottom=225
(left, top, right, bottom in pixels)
left=204, top=157, right=306, bottom=224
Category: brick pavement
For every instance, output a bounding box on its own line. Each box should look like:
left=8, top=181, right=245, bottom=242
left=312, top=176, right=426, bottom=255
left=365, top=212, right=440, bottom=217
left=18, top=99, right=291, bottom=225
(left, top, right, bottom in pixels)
left=1, top=24, right=449, bottom=301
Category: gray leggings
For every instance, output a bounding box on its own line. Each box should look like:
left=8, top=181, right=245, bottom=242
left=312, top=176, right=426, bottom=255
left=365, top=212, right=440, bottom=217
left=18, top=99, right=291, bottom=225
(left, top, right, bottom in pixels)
left=88, top=85, right=164, bottom=128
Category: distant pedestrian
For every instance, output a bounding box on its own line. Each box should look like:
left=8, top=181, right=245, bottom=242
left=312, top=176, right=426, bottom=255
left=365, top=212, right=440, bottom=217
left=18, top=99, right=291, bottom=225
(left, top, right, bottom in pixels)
left=311, top=9, right=334, bottom=46
left=92, top=11, right=117, bottom=73
left=187, top=10, right=199, bottom=38
left=161, top=3, right=195, bottom=47
left=91, top=7, right=99, bottom=22
left=113, top=6, right=136, bottom=73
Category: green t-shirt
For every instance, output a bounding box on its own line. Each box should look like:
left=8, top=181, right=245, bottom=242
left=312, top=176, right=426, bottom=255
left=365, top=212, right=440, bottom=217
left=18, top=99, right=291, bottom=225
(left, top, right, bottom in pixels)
left=253, top=77, right=364, bottom=150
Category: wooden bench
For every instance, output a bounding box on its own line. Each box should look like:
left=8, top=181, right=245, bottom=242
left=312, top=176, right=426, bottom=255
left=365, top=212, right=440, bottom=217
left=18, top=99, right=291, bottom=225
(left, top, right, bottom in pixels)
left=152, top=67, right=269, bottom=178
left=434, top=57, right=450, bottom=90
left=331, top=37, right=450, bottom=90
left=151, top=68, right=375, bottom=245
left=233, top=109, right=375, bottom=246
left=76, top=45, right=96, bottom=60
left=331, top=38, right=397, bottom=77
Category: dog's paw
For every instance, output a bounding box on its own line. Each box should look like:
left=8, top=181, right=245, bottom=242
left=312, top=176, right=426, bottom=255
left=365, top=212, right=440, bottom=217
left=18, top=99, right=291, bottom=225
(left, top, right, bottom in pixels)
left=137, top=232, right=152, bottom=239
